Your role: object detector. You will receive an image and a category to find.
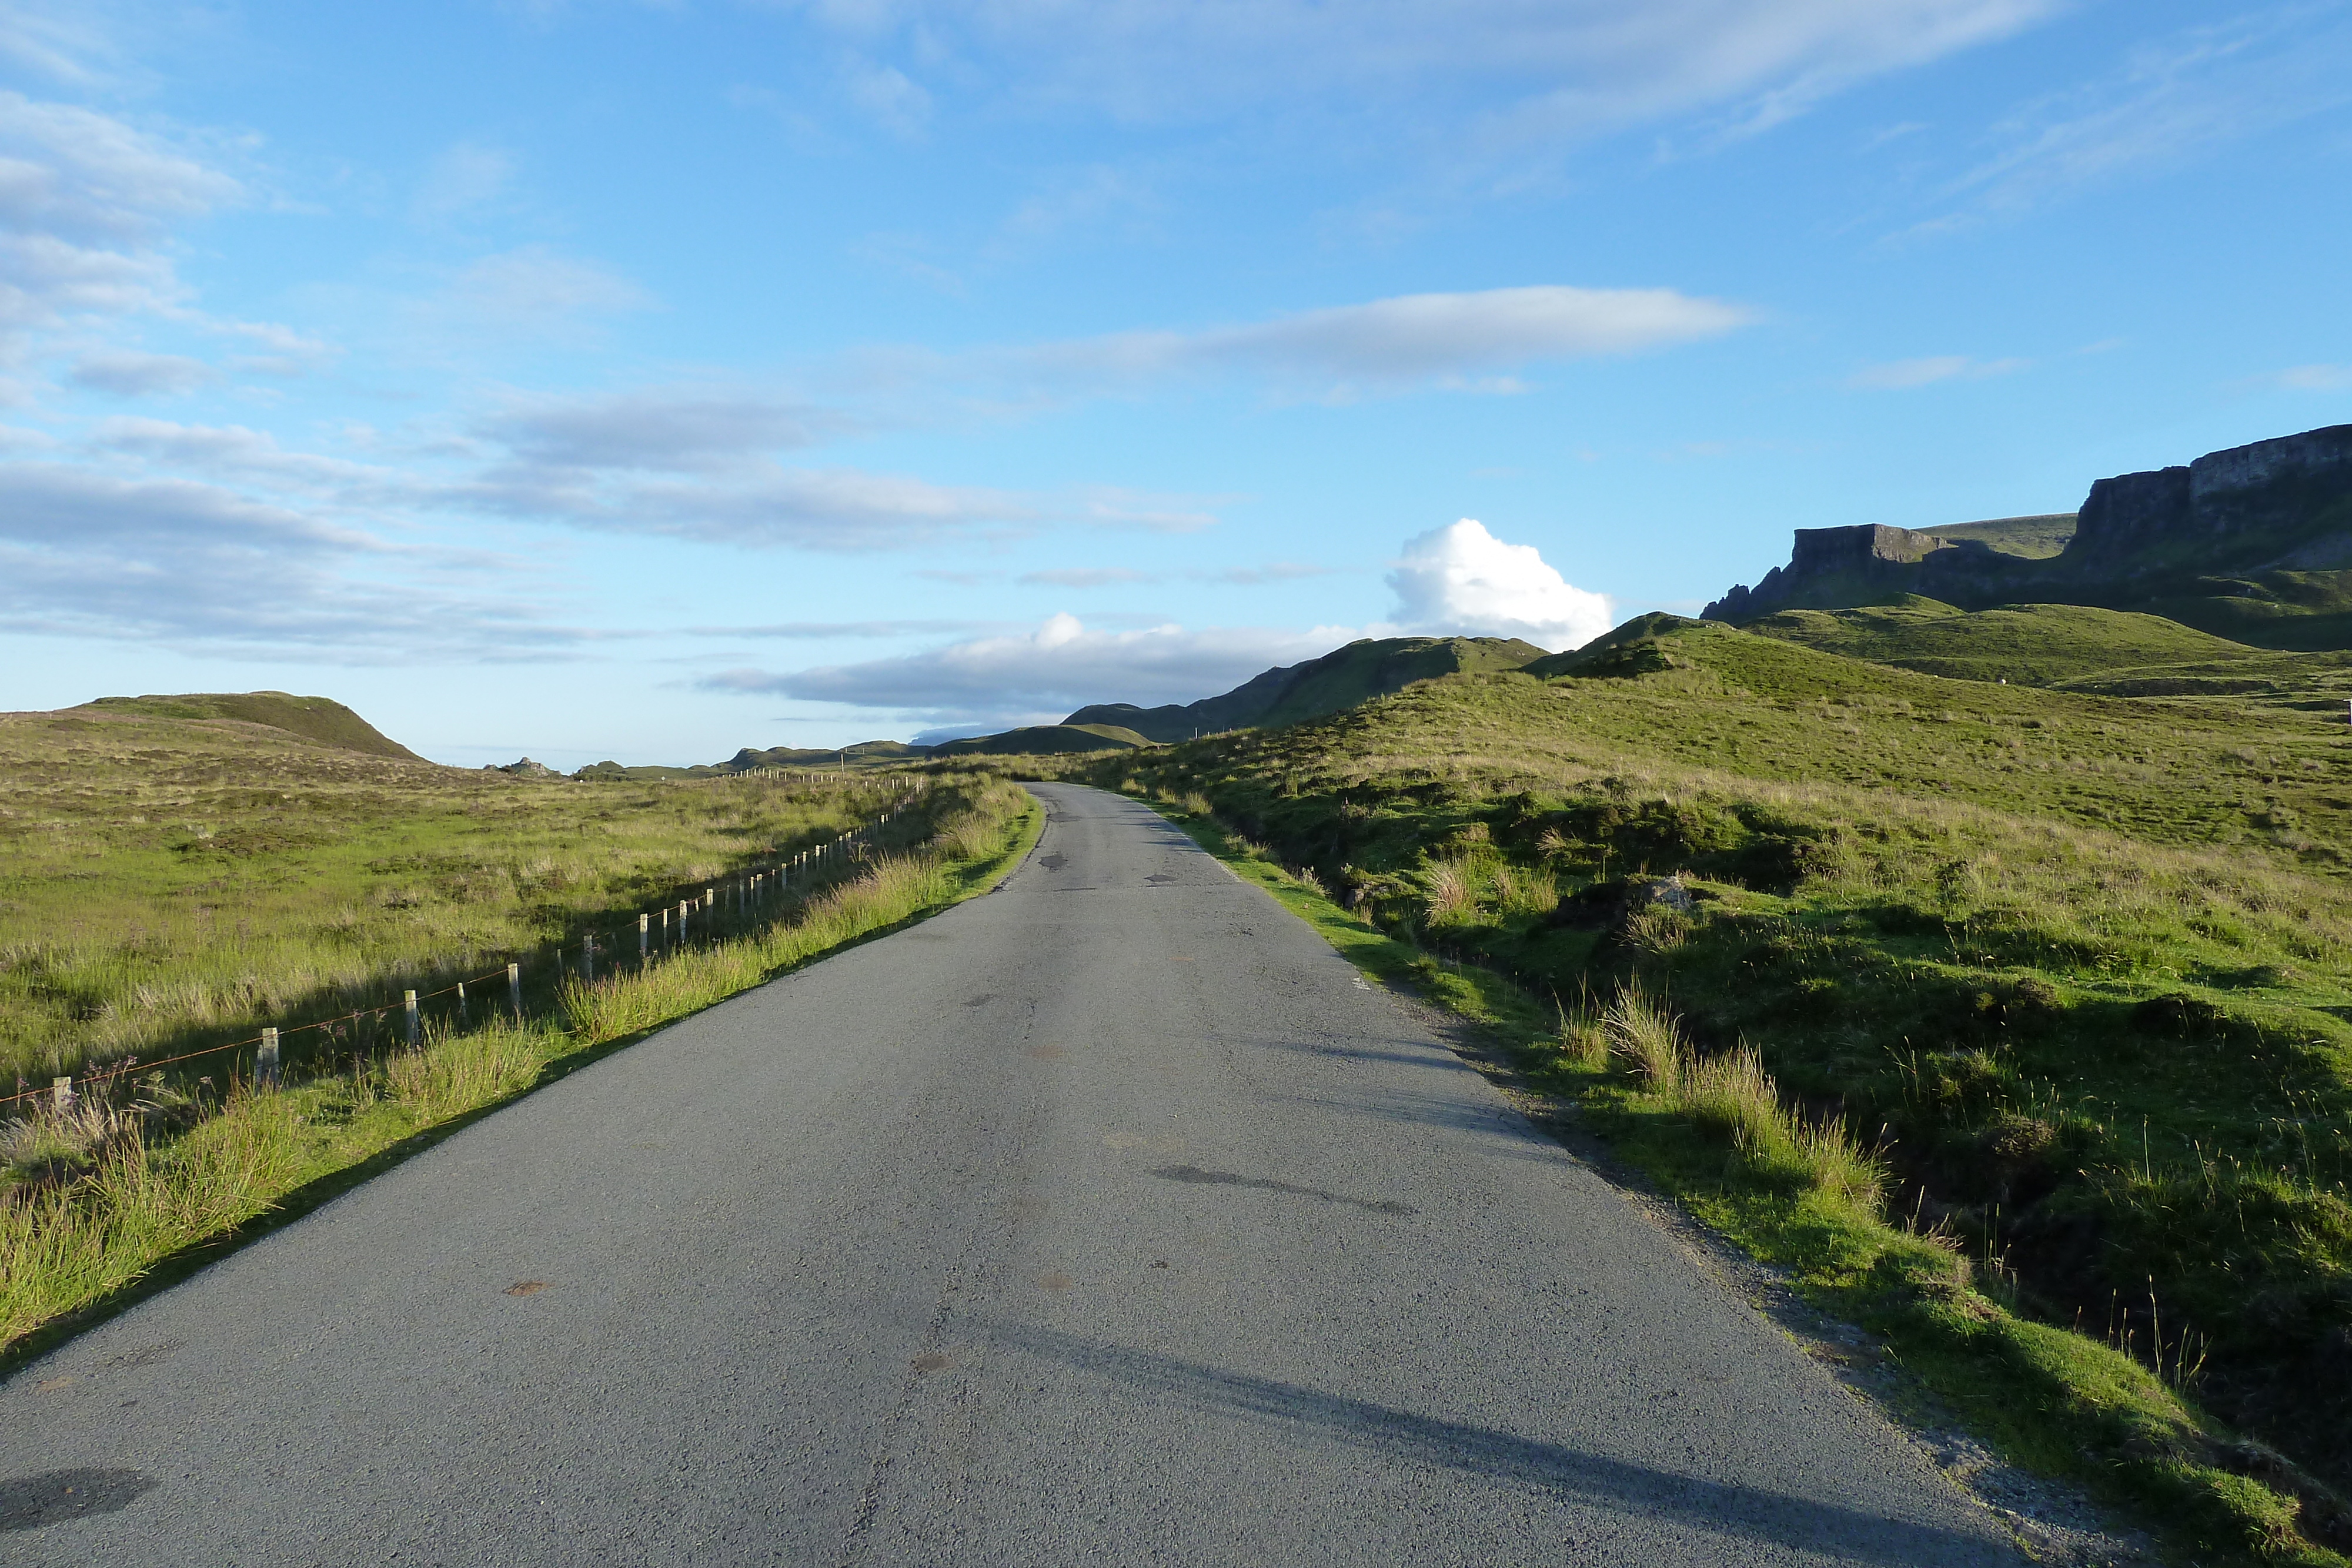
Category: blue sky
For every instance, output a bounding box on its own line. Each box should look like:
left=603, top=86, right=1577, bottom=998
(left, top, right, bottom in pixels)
left=4, top=0, right=2349, bottom=765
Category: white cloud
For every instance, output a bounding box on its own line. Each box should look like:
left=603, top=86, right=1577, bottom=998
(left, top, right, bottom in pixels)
left=66, top=348, right=216, bottom=395
left=1847, top=353, right=2028, bottom=389
left=480, top=387, right=851, bottom=470
left=1385, top=519, right=1613, bottom=651
left=784, top=1, right=2060, bottom=153
left=2270, top=364, right=2352, bottom=392
left=0, top=89, right=243, bottom=343
left=706, top=611, right=1354, bottom=725
left=1020, top=285, right=1752, bottom=394
left=413, top=142, right=516, bottom=224
left=1019, top=567, right=1155, bottom=587
left=0, top=460, right=576, bottom=660
left=1919, top=9, right=2352, bottom=229
left=432, top=246, right=657, bottom=340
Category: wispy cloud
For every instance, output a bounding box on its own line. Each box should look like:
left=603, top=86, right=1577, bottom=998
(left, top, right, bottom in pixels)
left=1007, top=285, right=1753, bottom=396
left=0, top=460, right=579, bottom=661
left=1847, top=353, right=2029, bottom=389
left=66, top=348, right=217, bottom=396
left=2265, top=363, right=2352, bottom=392
left=1917, top=8, right=2352, bottom=229
left=783, top=1, right=2063, bottom=160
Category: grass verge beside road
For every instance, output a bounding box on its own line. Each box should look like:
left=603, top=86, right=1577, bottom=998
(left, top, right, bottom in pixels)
left=0, top=781, right=1039, bottom=1365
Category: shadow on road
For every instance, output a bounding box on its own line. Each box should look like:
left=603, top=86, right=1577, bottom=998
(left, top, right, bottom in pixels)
left=977, top=1318, right=2006, bottom=1566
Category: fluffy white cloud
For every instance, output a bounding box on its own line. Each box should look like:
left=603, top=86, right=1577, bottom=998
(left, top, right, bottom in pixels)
left=1386, top=519, right=1613, bottom=651
left=704, top=611, right=1354, bottom=726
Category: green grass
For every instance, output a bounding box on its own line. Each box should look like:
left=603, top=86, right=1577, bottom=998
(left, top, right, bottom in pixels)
left=0, top=778, right=1040, bottom=1360
left=1747, top=598, right=2265, bottom=686
left=1025, top=615, right=2352, bottom=1562
left=76, top=691, right=424, bottom=759
left=0, top=705, right=919, bottom=1089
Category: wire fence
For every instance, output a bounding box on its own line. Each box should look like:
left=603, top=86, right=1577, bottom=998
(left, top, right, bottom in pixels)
left=4, top=777, right=934, bottom=1119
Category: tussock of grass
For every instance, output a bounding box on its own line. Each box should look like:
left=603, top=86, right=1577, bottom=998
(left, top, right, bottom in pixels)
left=0, top=780, right=1038, bottom=1357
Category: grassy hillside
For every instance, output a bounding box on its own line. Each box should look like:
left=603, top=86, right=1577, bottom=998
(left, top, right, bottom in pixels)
left=1066, top=634, right=1545, bottom=742
left=0, top=705, right=910, bottom=1090
left=1932, top=513, right=2077, bottom=559
left=928, top=723, right=1149, bottom=757
left=1045, top=620, right=2352, bottom=1561
left=78, top=692, right=423, bottom=760
left=1746, top=597, right=2263, bottom=686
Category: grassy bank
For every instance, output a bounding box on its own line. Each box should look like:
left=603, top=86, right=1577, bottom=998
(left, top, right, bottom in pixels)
left=1034, top=620, right=2352, bottom=1564
left=0, top=703, right=914, bottom=1089
left=0, top=778, right=1038, bottom=1360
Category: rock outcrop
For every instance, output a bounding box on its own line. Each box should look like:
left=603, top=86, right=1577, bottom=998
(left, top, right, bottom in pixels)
left=1705, top=424, right=2352, bottom=648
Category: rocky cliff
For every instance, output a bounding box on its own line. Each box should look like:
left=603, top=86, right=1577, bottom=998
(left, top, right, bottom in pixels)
left=1705, top=424, right=2352, bottom=648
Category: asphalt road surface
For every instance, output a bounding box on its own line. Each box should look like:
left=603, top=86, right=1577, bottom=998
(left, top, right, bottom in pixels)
left=2, top=782, right=2017, bottom=1566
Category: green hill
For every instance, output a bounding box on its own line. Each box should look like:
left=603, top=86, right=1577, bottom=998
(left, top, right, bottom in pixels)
left=1740, top=597, right=2261, bottom=686
left=76, top=692, right=423, bottom=760
left=1065, top=635, right=1547, bottom=742
left=928, top=723, right=1151, bottom=758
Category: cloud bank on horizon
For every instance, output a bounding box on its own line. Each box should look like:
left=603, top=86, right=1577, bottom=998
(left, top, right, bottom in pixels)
left=713, top=518, right=1616, bottom=737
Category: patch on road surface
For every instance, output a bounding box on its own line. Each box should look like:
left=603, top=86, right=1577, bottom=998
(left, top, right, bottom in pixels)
left=505, top=1280, right=550, bottom=1296
left=1037, top=1272, right=1073, bottom=1292
left=1150, top=1164, right=1419, bottom=1216
left=910, top=1352, right=953, bottom=1373
left=1039, top=853, right=1068, bottom=871
left=1024, top=1045, right=1067, bottom=1060
left=0, top=1468, right=154, bottom=1531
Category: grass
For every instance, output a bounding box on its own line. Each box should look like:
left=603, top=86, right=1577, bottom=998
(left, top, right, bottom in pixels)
left=0, top=775, right=1040, bottom=1360
left=1019, top=614, right=2352, bottom=1563
left=0, top=704, right=920, bottom=1090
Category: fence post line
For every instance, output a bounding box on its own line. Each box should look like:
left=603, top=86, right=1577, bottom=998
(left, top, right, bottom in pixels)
left=679, top=898, right=689, bottom=944
left=457, top=980, right=469, bottom=1028
left=52, top=1075, right=74, bottom=1112
left=508, top=962, right=523, bottom=1024
left=639, top=912, right=649, bottom=963
left=258, top=1028, right=280, bottom=1088
left=404, top=990, right=419, bottom=1048
left=582, top=935, right=594, bottom=984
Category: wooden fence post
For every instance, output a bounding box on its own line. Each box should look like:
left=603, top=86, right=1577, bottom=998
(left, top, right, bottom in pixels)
left=679, top=898, right=689, bottom=943
left=639, top=912, right=649, bottom=962
left=581, top=935, right=594, bottom=984
left=51, top=1076, right=74, bottom=1112
left=404, top=990, right=419, bottom=1048
left=257, top=1028, right=280, bottom=1088
left=457, top=980, right=469, bottom=1028
left=508, top=962, right=522, bottom=1024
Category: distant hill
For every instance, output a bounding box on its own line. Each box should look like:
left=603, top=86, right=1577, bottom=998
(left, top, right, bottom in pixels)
left=1706, top=424, right=2352, bottom=648
left=76, top=692, right=423, bottom=760
left=928, top=723, right=1150, bottom=758
left=1064, top=636, right=1549, bottom=743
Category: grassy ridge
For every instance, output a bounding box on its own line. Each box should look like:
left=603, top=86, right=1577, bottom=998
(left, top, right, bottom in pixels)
left=0, top=705, right=910, bottom=1088
left=1035, top=620, right=2352, bottom=1563
left=0, top=778, right=1039, bottom=1360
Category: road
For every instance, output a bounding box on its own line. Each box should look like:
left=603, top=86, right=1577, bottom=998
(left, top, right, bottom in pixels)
left=1, top=782, right=2015, bottom=1565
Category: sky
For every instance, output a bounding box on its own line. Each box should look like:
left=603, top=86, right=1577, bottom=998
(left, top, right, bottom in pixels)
left=2, top=0, right=2349, bottom=767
